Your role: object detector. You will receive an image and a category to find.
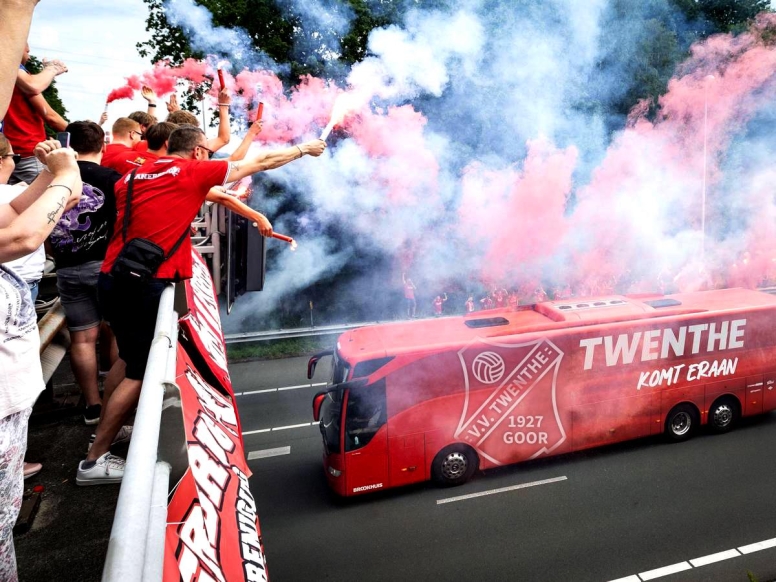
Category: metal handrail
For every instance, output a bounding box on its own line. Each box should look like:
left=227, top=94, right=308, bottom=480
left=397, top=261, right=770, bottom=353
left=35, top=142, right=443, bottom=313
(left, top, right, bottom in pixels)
left=102, top=284, right=178, bottom=582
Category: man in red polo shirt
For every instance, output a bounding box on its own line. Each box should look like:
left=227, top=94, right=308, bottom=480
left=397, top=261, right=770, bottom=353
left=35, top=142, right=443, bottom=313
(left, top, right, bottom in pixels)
left=3, top=42, right=68, bottom=184
left=76, top=125, right=326, bottom=484
left=101, top=117, right=147, bottom=175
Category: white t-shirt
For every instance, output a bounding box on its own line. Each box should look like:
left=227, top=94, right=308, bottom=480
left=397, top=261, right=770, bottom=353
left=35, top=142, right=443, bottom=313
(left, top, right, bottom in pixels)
left=0, top=183, right=46, bottom=282
left=0, top=265, right=44, bottom=419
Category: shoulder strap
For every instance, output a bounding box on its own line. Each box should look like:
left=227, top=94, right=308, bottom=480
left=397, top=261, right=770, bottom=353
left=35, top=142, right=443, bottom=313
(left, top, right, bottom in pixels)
left=165, top=227, right=191, bottom=261
left=121, top=166, right=190, bottom=262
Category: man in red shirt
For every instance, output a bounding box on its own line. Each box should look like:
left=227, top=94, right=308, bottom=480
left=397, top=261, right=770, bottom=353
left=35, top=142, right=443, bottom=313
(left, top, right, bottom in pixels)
left=101, top=117, right=148, bottom=175
left=3, top=42, right=68, bottom=184
left=77, top=125, right=326, bottom=484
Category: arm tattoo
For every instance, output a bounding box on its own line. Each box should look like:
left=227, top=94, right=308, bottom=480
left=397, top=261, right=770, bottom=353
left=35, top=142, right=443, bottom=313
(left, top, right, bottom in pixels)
left=47, top=195, right=66, bottom=224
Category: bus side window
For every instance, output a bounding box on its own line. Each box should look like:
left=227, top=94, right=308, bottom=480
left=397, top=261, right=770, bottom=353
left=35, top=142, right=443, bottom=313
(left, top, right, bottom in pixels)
left=345, top=382, right=387, bottom=452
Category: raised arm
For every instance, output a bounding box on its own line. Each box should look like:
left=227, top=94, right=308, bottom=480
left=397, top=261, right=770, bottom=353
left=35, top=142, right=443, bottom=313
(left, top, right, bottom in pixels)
left=207, top=89, right=232, bottom=152
left=227, top=139, right=326, bottom=183
left=0, top=143, right=82, bottom=262
left=16, top=58, right=67, bottom=96
left=227, top=121, right=262, bottom=162
left=0, top=0, right=38, bottom=116
left=29, top=92, right=68, bottom=131
left=205, top=187, right=272, bottom=236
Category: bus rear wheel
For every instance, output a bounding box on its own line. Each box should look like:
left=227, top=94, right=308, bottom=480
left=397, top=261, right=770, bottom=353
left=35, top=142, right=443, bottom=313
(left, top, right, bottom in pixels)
left=708, top=397, right=739, bottom=433
left=432, top=444, right=478, bottom=487
left=665, top=404, right=699, bottom=442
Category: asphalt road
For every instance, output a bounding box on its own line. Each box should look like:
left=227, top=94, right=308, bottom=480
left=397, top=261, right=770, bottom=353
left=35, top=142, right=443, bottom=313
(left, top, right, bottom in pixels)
left=232, top=356, right=776, bottom=582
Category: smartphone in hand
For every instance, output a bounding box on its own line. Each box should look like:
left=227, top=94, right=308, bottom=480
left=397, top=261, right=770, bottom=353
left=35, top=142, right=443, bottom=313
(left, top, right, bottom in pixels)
left=56, top=132, right=70, bottom=148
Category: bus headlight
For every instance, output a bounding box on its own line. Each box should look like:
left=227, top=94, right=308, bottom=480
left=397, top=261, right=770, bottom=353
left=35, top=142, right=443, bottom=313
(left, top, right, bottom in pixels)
left=328, top=466, right=342, bottom=477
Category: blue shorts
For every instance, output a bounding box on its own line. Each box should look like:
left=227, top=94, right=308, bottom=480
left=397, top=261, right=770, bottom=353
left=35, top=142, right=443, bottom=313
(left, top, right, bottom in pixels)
left=56, top=261, right=102, bottom=331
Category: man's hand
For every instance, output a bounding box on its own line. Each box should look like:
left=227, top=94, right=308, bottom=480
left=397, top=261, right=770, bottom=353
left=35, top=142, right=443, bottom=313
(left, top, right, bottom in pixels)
left=247, top=120, right=263, bottom=136
left=42, top=58, right=67, bottom=75
left=41, top=142, right=78, bottom=174
left=252, top=212, right=272, bottom=237
left=299, top=139, right=326, bottom=157
left=99, top=111, right=108, bottom=126
left=217, top=88, right=231, bottom=106
left=141, top=85, right=157, bottom=104
left=166, top=94, right=180, bottom=113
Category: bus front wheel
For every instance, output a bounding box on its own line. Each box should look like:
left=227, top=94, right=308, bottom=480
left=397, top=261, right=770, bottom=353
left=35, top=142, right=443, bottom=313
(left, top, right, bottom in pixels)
left=432, top=444, right=478, bottom=487
left=665, top=403, right=699, bottom=442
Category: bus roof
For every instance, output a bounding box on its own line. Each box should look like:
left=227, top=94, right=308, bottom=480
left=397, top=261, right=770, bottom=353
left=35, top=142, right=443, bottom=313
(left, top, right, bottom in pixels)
left=336, top=288, right=776, bottom=362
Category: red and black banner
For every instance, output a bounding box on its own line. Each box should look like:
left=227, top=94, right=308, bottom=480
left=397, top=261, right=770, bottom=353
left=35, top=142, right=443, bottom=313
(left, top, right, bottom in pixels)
left=164, top=249, right=267, bottom=581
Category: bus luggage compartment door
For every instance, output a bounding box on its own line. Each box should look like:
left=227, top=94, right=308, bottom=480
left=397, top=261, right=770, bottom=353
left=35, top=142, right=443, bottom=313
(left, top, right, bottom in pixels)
left=744, top=375, right=764, bottom=416
left=388, top=433, right=425, bottom=488
left=762, top=372, right=776, bottom=413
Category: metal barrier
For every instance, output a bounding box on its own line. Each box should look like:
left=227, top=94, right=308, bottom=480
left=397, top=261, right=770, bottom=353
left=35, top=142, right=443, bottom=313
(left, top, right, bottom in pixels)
left=102, top=284, right=178, bottom=582
left=224, top=320, right=379, bottom=344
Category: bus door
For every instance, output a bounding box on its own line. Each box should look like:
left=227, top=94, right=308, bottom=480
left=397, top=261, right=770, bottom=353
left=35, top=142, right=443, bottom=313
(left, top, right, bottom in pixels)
left=344, top=381, right=388, bottom=494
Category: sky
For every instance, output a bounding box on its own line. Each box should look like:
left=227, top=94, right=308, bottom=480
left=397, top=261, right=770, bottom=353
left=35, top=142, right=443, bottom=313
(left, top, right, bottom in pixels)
left=28, top=1, right=164, bottom=126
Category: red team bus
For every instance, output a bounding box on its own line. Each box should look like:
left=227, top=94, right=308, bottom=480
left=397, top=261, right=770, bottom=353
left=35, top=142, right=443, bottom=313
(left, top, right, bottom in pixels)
left=309, top=288, right=776, bottom=496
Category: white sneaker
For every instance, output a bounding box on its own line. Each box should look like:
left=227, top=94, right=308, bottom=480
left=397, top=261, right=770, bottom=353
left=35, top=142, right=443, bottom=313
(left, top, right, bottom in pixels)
left=87, top=425, right=133, bottom=452
left=76, top=453, right=125, bottom=486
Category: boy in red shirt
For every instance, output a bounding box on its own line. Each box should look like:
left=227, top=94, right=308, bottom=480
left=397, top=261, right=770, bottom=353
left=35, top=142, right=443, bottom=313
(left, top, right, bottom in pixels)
left=101, top=117, right=147, bottom=175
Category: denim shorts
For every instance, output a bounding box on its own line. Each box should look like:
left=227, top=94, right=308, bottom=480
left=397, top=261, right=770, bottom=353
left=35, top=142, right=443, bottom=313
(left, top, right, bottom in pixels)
left=56, top=261, right=103, bottom=331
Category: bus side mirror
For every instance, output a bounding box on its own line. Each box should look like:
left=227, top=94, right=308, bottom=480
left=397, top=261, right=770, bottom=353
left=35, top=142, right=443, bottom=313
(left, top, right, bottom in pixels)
left=312, top=393, right=326, bottom=422
left=308, top=349, right=333, bottom=380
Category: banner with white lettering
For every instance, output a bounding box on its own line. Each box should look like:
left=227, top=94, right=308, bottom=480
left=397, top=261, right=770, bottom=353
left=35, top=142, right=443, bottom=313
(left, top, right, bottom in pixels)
left=164, top=346, right=268, bottom=582
left=180, top=250, right=232, bottom=392
left=179, top=250, right=247, bottom=441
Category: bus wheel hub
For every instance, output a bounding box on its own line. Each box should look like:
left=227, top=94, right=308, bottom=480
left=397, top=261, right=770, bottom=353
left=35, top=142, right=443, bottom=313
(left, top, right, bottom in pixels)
left=442, top=452, right=467, bottom=479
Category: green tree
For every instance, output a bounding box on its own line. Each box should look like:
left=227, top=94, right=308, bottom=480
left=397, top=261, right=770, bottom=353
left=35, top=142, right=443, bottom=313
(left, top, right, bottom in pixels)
left=671, top=0, right=771, bottom=33
left=137, top=0, right=410, bottom=83
left=23, top=54, right=69, bottom=137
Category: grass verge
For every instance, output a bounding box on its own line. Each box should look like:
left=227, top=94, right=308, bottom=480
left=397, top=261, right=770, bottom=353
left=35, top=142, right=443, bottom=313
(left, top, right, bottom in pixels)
left=226, top=335, right=339, bottom=362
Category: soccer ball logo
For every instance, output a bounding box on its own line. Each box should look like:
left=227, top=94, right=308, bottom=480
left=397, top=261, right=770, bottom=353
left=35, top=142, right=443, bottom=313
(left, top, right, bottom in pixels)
left=471, top=351, right=505, bottom=385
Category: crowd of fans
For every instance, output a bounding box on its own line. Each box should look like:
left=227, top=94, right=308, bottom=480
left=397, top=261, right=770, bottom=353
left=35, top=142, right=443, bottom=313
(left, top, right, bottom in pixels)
left=0, top=2, right=325, bottom=579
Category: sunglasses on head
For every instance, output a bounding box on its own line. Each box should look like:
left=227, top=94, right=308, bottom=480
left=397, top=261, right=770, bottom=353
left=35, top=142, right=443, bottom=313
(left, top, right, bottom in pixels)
left=2, top=154, right=21, bottom=164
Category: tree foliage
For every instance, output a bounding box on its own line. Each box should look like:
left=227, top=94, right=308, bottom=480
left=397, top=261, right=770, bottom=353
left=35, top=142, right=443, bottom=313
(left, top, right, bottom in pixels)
left=137, top=0, right=415, bottom=83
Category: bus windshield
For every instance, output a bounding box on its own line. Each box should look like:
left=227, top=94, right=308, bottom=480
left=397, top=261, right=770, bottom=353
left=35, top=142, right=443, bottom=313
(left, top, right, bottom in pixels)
left=319, top=390, right=343, bottom=454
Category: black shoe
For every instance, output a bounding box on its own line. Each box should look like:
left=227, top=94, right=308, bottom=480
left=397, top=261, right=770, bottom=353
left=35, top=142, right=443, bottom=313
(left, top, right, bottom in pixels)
left=84, top=404, right=102, bottom=425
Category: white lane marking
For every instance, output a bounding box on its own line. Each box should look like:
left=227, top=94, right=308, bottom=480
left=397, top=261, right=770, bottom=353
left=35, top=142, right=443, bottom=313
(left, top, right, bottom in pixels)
left=436, top=476, right=567, bottom=505
left=608, top=535, right=776, bottom=581
left=235, top=382, right=327, bottom=396
left=242, top=428, right=271, bottom=436
left=273, top=422, right=315, bottom=431
left=242, top=422, right=317, bottom=435
left=689, top=548, right=740, bottom=567
left=738, top=537, right=776, bottom=554
left=639, top=562, right=692, bottom=580
left=247, top=446, right=291, bottom=460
